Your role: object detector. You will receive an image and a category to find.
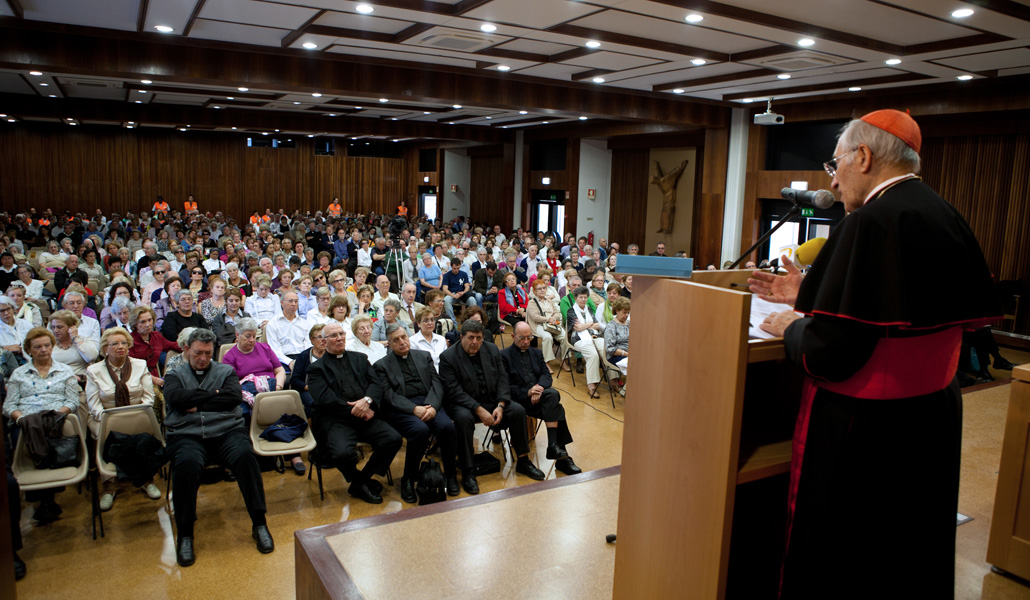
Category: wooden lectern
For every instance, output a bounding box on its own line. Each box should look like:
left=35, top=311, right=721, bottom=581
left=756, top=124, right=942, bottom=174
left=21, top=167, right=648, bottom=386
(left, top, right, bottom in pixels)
left=612, top=271, right=798, bottom=600
left=986, top=363, right=1030, bottom=581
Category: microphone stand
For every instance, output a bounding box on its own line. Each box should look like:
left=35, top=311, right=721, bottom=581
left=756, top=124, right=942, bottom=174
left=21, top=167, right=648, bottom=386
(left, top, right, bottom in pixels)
left=728, top=203, right=801, bottom=270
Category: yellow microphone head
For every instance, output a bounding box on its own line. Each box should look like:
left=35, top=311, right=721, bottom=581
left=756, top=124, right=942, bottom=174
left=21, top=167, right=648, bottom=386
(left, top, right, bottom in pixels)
left=794, top=237, right=827, bottom=268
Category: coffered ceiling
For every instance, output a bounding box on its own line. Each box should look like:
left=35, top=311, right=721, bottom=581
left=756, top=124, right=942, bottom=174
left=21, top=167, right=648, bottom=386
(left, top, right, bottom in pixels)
left=1, top=0, right=1028, bottom=139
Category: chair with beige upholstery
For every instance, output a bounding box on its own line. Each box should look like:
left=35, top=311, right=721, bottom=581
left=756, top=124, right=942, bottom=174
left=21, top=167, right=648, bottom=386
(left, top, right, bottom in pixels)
left=11, top=413, right=91, bottom=535
left=92, top=405, right=165, bottom=539
left=248, top=390, right=316, bottom=475
left=217, top=343, right=235, bottom=361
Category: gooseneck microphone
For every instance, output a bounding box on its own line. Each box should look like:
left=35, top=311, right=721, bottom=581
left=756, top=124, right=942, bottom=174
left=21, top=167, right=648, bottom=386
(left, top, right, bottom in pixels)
left=781, top=188, right=835, bottom=209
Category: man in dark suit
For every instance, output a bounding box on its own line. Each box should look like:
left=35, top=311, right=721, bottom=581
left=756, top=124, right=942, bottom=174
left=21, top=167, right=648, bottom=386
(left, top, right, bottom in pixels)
left=308, top=321, right=402, bottom=504
left=472, top=261, right=505, bottom=307
left=54, top=253, right=88, bottom=294
left=501, top=322, right=581, bottom=476
left=374, top=323, right=459, bottom=501
left=439, top=319, right=545, bottom=494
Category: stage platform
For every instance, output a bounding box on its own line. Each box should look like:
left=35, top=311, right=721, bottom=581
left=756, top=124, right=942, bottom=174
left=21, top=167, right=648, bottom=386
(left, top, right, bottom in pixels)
left=295, top=466, right=620, bottom=600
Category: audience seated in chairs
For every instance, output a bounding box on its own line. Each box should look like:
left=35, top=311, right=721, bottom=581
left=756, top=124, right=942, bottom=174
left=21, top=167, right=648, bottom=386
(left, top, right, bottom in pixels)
left=246, top=275, right=282, bottom=327
left=99, top=282, right=134, bottom=329
left=346, top=314, right=387, bottom=363
left=289, top=323, right=326, bottom=418
left=373, top=323, right=460, bottom=502
left=501, top=322, right=581, bottom=475
left=603, top=296, right=631, bottom=391
left=48, top=309, right=98, bottom=384
left=61, top=290, right=101, bottom=347
left=128, top=305, right=179, bottom=390
left=410, top=307, right=447, bottom=369
left=423, top=289, right=455, bottom=338
left=163, top=328, right=274, bottom=567
left=85, top=327, right=160, bottom=510
left=439, top=319, right=545, bottom=495
left=498, top=272, right=528, bottom=329
left=210, top=288, right=248, bottom=346
left=372, top=299, right=413, bottom=343
left=307, top=322, right=402, bottom=504
left=7, top=282, right=42, bottom=327
left=595, top=282, right=623, bottom=331
left=164, top=327, right=197, bottom=375
left=3, top=327, right=80, bottom=523
left=526, top=278, right=565, bottom=365
left=264, top=291, right=311, bottom=369
left=567, top=286, right=606, bottom=397
left=397, top=282, right=425, bottom=328
left=104, top=297, right=135, bottom=332
left=0, top=295, right=32, bottom=365
left=160, top=289, right=207, bottom=344
left=152, top=276, right=183, bottom=330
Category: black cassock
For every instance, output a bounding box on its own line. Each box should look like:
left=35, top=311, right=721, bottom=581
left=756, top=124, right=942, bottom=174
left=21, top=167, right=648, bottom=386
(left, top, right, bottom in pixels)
left=779, top=177, right=1000, bottom=600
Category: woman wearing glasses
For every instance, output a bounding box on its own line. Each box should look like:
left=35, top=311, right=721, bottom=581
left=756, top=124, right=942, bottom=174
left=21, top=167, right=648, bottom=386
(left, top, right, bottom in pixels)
left=186, top=265, right=207, bottom=300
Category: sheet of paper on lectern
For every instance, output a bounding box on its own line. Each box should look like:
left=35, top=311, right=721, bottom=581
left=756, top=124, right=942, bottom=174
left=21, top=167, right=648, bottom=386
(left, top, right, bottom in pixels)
left=748, top=298, right=800, bottom=339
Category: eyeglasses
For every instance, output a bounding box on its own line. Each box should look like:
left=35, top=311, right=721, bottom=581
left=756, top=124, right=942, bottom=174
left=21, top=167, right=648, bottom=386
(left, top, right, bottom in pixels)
left=331, top=279, right=344, bottom=284
left=824, top=148, right=857, bottom=178
left=324, top=332, right=345, bottom=339
left=153, top=270, right=165, bottom=275
left=192, top=270, right=203, bottom=275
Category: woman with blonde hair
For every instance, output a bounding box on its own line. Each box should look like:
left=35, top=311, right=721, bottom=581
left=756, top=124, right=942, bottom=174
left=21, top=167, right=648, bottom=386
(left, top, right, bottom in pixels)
left=527, top=278, right=565, bottom=364
left=85, top=327, right=160, bottom=509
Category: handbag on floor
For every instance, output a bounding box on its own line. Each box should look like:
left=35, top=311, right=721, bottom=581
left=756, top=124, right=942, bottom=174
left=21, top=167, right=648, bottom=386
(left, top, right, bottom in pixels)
left=415, top=457, right=446, bottom=505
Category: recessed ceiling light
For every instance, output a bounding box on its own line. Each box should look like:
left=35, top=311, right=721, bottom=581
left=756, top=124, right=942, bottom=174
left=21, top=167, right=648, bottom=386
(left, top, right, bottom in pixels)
left=355, top=3, right=374, bottom=14
left=135, top=100, right=142, bottom=104
left=672, top=88, right=685, bottom=94
left=423, top=111, right=431, bottom=114
left=579, top=116, right=588, bottom=120
left=128, top=121, right=134, bottom=124
left=957, top=74, right=973, bottom=80
left=302, top=42, right=318, bottom=49
left=275, top=129, right=279, bottom=132
left=262, top=132, right=268, bottom=135
left=127, top=125, right=133, bottom=129
left=308, top=134, right=315, bottom=137
left=39, top=83, right=49, bottom=86
left=293, top=101, right=301, bottom=105
left=742, top=98, right=754, bottom=103
left=69, top=122, right=77, bottom=126
left=542, top=121, right=549, bottom=124
left=502, top=126, right=508, bottom=129
left=885, top=58, right=901, bottom=65
left=379, top=98, right=389, bottom=103
left=141, top=79, right=152, bottom=84
left=355, top=106, right=362, bottom=109
left=0, top=114, right=7, bottom=117
left=777, top=74, right=791, bottom=80
left=849, top=87, right=862, bottom=91
left=29, top=71, right=42, bottom=76
left=585, top=41, right=601, bottom=49
left=213, top=106, right=221, bottom=109
left=453, top=104, right=462, bottom=109
left=951, top=9, right=974, bottom=18
left=485, top=116, right=492, bottom=119
left=519, top=110, right=528, bottom=115
left=138, top=90, right=147, bottom=93
left=155, top=25, right=174, bottom=33
left=685, top=14, right=703, bottom=23
left=7, top=119, right=15, bottom=123
left=448, top=122, right=455, bottom=125
left=391, top=118, right=398, bottom=121
left=798, top=38, right=815, bottom=47
left=592, top=77, right=605, bottom=83
left=691, top=59, right=706, bottom=66
left=497, top=65, right=511, bottom=71
left=480, top=23, right=497, bottom=32
left=180, top=127, right=188, bottom=132
left=312, top=93, right=322, bottom=97
left=232, top=127, right=237, bottom=130
left=226, top=96, right=234, bottom=100
left=238, top=87, right=249, bottom=92
left=48, top=94, right=56, bottom=98
left=328, top=113, right=337, bottom=117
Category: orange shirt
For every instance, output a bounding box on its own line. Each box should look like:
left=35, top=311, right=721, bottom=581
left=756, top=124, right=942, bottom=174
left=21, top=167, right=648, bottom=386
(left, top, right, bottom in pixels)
left=153, top=201, right=169, bottom=212
left=261, top=215, right=271, bottom=223
left=328, top=203, right=342, bottom=217
left=37, top=218, right=50, bottom=227
left=184, top=201, right=197, bottom=212
left=250, top=215, right=261, bottom=224
left=397, top=205, right=408, bottom=216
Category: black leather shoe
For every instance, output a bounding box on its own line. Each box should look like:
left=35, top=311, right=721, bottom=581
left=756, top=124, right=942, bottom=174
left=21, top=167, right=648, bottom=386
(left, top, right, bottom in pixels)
left=291, top=461, right=306, bottom=476
left=13, top=552, right=25, bottom=580
left=462, top=472, right=479, bottom=495
left=252, top=525, right=275, bottom=554
left=993, top=357, right=1017, bottom=370
left=224, top=470, right=236, bottom=482
left=368, top=478, right=384, bottom=495
left=176, top=536, right=195, bottom=567
left=555, top=457, right=582, bottom=475
left=400, top=477, right=417, bottom=503
left=32, top=500, right=62, bottom=524
left=446, top=474, right=460, bottom=497
left=348, top=481, right=383, bottom=504
left=546, top=444, right=569, bottom=461
left=516, top=458, right=546, bottom=481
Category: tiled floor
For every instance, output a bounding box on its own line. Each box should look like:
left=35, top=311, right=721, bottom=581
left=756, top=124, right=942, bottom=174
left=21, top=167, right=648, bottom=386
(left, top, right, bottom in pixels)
left=8, top=346, right=1029, bottom=600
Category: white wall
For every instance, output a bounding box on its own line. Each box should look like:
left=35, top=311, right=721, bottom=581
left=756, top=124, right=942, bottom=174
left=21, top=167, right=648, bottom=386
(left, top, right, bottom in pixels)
left=576, top=138, right=612, bottom=240
left=442, top=148, right=471, bottom=220
left=512, top=131, right=524, bottom=230
left=721, top=107, right=750, bottom=264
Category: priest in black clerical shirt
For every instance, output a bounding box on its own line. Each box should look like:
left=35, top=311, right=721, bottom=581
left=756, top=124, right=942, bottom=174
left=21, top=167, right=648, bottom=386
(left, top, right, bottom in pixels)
left=439, top=319, right=545, bottom=495
left=308, top=321, right=402, bottom=504
left=374, top=323, right=460, bottom=501
left=500, top=322, right=581, bottom=476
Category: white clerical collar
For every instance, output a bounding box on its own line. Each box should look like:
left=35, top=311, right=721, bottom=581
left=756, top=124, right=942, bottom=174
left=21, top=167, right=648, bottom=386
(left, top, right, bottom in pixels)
left=864, top=173, right=917, bottom=205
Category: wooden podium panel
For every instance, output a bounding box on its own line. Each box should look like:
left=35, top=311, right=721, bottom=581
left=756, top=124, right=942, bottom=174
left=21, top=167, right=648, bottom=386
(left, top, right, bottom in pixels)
left=613, top=276, right=752, bottom=600
left=986, top=363, right=1030, bottom=581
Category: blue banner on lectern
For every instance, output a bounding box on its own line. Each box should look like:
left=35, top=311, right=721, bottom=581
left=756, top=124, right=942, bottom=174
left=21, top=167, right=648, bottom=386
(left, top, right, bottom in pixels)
left=612, top=255, right=693, bottom=279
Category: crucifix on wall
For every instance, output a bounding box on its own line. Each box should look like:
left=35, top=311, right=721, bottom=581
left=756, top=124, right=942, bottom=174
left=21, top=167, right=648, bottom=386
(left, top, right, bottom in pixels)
left=650, top=159, right=689, bottom=234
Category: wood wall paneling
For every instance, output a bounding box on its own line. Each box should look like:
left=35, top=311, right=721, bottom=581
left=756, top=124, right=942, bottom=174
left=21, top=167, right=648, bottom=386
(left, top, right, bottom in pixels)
left=755, top=171, right=836, bottom=201
left=692, top=127, right=729, bottom=267
left=608, top=148, right=649, bottom=248
left=0, top=124, right=409, bottom=221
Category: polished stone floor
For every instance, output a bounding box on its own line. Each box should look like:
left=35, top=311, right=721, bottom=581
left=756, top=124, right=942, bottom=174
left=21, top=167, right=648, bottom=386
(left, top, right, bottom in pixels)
left=9, top=346, right=1029, bottom=600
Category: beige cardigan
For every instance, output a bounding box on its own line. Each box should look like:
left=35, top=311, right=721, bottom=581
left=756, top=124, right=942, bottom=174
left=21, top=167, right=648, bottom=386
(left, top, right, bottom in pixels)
left=84, top=357, right=155, bottom=437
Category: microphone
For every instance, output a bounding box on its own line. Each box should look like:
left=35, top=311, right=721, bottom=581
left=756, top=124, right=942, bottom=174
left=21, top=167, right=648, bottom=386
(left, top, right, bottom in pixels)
left=794, top=237, right=827, bottom=268
left=780, top=188, right=835, bottom=209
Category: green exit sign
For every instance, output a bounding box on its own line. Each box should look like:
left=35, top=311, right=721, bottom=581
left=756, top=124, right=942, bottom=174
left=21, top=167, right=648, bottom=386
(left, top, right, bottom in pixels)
left=801, top=208, right=814, bottom=217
